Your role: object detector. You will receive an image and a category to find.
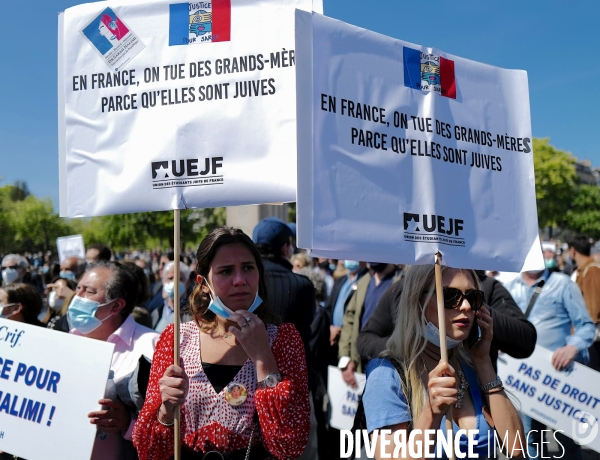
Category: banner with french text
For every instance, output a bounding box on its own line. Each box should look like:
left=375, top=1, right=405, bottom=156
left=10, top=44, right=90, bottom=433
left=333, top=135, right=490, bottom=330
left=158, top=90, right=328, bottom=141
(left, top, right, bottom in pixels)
left=328, top=366, right=366, bottom=431
left=59, top=0, right=320, bottom=217
left=0, top=319, right=114, bottom=460
left=295, top=11, right=542, bottom=272
left=497, top=346, right=600, bottom=453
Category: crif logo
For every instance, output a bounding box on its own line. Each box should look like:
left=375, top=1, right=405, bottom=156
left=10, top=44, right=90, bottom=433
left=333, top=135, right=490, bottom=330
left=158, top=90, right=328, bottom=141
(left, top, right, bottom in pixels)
left=169, top=1, right=231, bottom=46
left=403, top=213, right=465, bottom=247
left=403, top=47, right=456, bottom=99
left=151, top=158, right=224, bottom=190
left=0, top=325, right=25, bottom=348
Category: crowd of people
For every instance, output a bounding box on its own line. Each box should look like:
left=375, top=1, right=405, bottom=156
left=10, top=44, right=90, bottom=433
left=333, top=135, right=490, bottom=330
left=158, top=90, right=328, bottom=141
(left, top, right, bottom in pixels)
left=1, top=220, right=600, bottom=459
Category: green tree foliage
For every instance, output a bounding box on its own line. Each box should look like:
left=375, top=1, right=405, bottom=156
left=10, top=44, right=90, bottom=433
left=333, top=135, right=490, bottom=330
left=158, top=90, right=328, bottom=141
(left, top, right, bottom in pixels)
left=9, top=181, right=30, bottom=202
left=82, top=208, right=226, bottom=251
left=0, top=183, right=74, bottom=254
left=564, top=185, right=600, bottom=239
left=533, top=138, right=578, bottom=228
left=11, top=196, right=72, bottom=252
left=0, top=180, right=227, bottom=255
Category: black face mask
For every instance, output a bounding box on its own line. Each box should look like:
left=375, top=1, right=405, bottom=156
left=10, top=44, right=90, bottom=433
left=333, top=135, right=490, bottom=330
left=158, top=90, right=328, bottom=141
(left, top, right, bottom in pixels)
left=369, top=263, right=388, bottom=273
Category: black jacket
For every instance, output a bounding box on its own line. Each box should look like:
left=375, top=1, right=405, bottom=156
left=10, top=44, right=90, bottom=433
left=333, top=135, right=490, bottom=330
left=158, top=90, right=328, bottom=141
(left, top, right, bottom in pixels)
left=262, top=258, right=316, bottom=352
left=356, top=276, right=537, bottom=370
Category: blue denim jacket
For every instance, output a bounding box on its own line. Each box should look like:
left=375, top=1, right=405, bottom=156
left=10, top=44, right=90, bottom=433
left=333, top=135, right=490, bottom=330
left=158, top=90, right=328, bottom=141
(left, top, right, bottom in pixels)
left=505, top=270, right=594, bottom=361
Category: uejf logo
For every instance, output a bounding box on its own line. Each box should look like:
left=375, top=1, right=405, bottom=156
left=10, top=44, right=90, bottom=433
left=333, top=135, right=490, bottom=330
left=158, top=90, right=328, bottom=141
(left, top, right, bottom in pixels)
left=572, top=411, right=599, bottom=446
left=151, top=157, right=223, bottom=189
left=403, top=212, right=466, bottom=247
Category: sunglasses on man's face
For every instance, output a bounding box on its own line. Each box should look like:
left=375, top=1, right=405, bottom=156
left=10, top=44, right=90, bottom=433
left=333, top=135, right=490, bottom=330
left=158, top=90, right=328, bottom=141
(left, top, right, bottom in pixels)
left=442, top=287, right=484, bottom=311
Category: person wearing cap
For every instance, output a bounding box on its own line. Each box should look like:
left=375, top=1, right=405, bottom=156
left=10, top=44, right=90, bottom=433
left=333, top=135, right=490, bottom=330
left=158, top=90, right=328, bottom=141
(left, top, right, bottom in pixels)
left=252, top=216, right=316, bottom=352
left=568, top=235, right=600, bottom=371
left=541, top=241, right=561, bottom=273
left=504, top=249, right=595, bottom=459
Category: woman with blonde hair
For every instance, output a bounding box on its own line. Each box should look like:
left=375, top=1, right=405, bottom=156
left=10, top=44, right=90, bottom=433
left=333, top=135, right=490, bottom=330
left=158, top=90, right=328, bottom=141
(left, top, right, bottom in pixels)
left=362, top=264, right=523, bottom=459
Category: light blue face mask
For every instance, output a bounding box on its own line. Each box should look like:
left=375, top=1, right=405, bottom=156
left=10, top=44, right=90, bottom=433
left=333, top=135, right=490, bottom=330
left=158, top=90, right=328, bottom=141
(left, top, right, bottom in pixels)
left=60, top=271, right=76, bottom=280
left=203, top=280, right=262, bottom=319
left=67, top=296, right=114, bottom=334
left=343, top=260, right=360, bottom=272
left=164, top=281, right=186, bottom=299
left=421, top=321, right=463, bottom=349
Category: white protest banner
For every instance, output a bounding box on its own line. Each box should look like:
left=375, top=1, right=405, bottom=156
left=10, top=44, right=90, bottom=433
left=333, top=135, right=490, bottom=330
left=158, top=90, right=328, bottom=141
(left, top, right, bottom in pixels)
left=327, top=365, right=366, bottom=430
left=0, top=319, right=114, bottom=460
left=295, top=11, right=543, bottom=272
left=59, top=0, right=322, bottom=218
left=56, top=234, right=86, bottom=263
left=497, top=346, right=600, bottom=453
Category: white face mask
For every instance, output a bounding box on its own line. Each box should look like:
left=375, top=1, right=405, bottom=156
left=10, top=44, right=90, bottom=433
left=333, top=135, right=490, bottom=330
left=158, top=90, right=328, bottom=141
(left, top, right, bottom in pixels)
left=421, top=321, right=463, bottom=349
left=48, top=291, right=65, bottom=311
left=0, top=303, right=18, bottom=319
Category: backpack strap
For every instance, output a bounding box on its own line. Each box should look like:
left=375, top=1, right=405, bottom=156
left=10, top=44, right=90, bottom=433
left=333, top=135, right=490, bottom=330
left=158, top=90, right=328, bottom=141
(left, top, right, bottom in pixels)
left=582, top=263, right=600, bottom=278
left=524, top=279, right=545, bottom=319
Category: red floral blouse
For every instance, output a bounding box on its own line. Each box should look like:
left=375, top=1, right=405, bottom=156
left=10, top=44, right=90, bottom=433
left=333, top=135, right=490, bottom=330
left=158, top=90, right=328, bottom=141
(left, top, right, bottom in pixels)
left=133, top=321, right=310, bottom=460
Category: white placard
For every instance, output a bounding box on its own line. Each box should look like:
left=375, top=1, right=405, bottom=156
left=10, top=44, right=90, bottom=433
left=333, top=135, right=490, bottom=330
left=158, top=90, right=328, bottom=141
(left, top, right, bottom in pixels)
left=59, top=0, right=320, bottom=218
left=295, top=11, right=543, bottom=272
left=0, top=319, right=114, bottom=460
left=56, top=234, right=86, bottom=263
left=327, top=365, right=366, bottom=431
left=497, top=346, right=600, bottom=453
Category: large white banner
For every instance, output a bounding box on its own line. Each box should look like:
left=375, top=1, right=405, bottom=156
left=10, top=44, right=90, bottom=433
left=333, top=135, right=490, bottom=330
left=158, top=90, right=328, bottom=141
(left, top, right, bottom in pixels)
left=295, top=11, right=542, bottom=272
left=497, top=346, right=600, bottom=453
left=0, top=319, right=114, bottom=459
left=59, top=0, right=321, bottom=218
left=327, top=366, right=366, bottom=431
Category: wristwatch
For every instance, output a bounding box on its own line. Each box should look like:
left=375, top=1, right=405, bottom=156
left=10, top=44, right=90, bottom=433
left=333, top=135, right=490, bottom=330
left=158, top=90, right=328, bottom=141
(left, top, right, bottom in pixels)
left=258, top=373, right=282, bottom=389
left=480, top=376, right=503, bottom=392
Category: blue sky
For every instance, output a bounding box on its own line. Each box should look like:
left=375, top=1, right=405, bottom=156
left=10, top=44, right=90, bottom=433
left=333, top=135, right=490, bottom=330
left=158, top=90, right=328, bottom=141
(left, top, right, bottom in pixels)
left=1, top=0, right=599, bottom=206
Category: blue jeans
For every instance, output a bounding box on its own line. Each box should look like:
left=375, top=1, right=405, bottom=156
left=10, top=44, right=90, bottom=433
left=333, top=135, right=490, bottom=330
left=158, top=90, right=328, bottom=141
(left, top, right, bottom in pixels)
left=521, top=413, right=583, bottom=459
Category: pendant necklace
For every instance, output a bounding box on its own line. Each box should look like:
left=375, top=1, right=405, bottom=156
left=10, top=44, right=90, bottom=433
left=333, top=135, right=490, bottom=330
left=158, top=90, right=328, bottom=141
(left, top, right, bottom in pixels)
left=422, top=355, right=468, bottom=409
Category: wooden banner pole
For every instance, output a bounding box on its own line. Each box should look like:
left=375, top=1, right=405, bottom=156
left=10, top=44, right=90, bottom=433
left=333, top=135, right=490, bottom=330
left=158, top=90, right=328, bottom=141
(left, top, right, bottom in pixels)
left=434, top=252, right=455, bottom=460
left=173, top=209, right=181, bottom=460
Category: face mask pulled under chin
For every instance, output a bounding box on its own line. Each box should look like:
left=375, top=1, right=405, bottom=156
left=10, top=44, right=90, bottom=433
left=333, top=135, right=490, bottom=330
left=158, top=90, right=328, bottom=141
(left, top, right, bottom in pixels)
left=67, top=296, right=114, bottom=334
left=203, top=280, right=263, bottom=319
left=421, top=321, right=463, bottom=349
left=0, top=304, right=18, bottom=319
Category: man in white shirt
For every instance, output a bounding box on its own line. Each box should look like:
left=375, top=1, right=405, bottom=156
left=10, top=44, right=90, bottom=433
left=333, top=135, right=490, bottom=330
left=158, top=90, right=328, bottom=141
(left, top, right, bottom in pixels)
left=69, top=261, right=159, bottom=460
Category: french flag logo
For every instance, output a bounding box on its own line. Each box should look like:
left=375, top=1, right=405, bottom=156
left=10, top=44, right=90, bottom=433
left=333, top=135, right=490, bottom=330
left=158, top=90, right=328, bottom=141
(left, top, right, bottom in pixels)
left=169, top=1, right=231, bottom=46
left=403, top=47, right=456, bottom=99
